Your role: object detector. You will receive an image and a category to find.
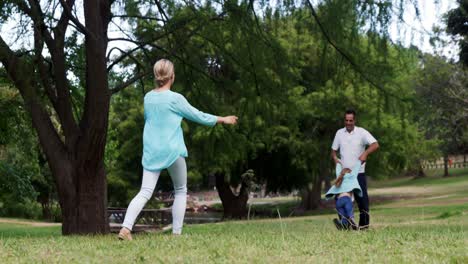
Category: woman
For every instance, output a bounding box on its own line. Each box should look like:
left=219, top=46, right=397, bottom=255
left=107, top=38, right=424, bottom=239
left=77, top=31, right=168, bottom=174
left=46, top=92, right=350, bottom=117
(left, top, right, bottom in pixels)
left=119, top=59, right=238, bottom=240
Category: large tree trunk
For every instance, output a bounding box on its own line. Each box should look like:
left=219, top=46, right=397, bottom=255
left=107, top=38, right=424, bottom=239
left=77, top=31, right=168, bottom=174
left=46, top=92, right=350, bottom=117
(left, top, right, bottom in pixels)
left=215, top=173, right=249, bottom=219
left=300, top=176, right=322, bottom=210
left=417, top=160, right=426, bottom=178
left=301, top=143, right=328, bottom=210
left=410, top=160, right=427, bottom=179
left=324, top=165, right=332, bottom=191
left=413, top=164, right=426, bottom=178
left=56, top=161, right=108, bottom=234
left=443, top=154, right=449, bottom=177
left=0, top=0, right=111, bottom=235
left=53, top=0, right=111, bottom=235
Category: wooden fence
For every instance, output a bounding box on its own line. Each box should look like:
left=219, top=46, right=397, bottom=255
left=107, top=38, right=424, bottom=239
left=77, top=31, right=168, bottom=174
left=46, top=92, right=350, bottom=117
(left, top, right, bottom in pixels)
left=422, top=162, right=467, bottom=169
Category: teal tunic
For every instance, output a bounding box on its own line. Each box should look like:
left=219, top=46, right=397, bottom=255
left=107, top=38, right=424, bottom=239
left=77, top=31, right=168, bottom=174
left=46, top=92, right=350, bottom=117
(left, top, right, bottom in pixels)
left=325, top=162, right=363, bottom=199
left=142, top=90, right=217, bottom=171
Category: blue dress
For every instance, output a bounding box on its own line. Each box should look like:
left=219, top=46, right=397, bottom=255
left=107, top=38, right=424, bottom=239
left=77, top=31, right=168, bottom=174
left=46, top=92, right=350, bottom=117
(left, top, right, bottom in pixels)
left=142, top=90, right=217, bottom=171
left=325, top=162, right=363, bottom=199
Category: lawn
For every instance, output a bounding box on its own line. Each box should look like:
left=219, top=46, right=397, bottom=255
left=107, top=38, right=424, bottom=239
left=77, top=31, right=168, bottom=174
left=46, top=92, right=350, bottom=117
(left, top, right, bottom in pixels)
left=1, top=169, right=467, bottom=263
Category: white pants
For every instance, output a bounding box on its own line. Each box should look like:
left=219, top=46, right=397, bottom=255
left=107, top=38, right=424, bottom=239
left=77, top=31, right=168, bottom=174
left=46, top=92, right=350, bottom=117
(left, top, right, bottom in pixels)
left=122, top=157, right=187, bottom=234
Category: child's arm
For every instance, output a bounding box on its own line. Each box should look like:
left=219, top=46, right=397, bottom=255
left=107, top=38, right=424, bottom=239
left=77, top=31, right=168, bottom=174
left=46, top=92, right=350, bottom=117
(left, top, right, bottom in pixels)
left=334, top=176, right=344, bottom=187
left=344, top=162, right=362, bottom=179
left=333, top=163, right=345, bottom=187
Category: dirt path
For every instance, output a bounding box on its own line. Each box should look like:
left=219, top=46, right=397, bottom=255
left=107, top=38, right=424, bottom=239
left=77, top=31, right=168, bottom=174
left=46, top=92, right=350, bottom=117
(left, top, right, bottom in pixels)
left=0, top=218, right=61, bottom=227
left=369, top=182, right=468, bottom=196
left=380, top=196, right=468, bottom=208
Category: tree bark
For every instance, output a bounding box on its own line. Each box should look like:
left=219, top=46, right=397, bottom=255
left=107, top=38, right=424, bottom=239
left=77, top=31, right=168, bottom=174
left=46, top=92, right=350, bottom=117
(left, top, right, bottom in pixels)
left=301, top=143, right=328, bottom=210
left=300, top=175, right=322, bottom=210
left=443, top=154, right=449, bottom=177
left=215, top=173, right=249, bottom=219
left=412, top=161, right=427, bottom=178
left=0, top=0, right=111, bottom=235
left=324, top=165, right=332, bottom=191
left=417, top=160, right=426, bottom=178
left=58, top=162, right=108, bottom=234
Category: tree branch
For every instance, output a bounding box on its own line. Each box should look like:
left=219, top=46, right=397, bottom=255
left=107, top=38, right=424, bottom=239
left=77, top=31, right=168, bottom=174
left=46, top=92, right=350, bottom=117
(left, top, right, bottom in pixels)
left=33, top=25, right=58, bottom=105
left=110, top=71, right=152, bottom=94
left=154, top=0, right=169, bottom=22
left=59, top=0, right=93, bottom=37
left=107, top=46, right=145, bottom=72
left=25, top=0, right=80, bottom=145
left=112, top=14, right=165, bottom=22
left=56, top=0, right=76, bottom=34
left=16, top=0, right=55, bottom=49
left=0, top=35, right=67, bottom=162
left=305, top=0, right=410, bottom=102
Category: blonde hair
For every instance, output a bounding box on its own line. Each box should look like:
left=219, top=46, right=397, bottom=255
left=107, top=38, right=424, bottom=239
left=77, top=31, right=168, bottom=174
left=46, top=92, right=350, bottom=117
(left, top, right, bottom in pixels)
left=153, top=59, right=174, bottom=87
left=334, top=168, right=351, bottom=187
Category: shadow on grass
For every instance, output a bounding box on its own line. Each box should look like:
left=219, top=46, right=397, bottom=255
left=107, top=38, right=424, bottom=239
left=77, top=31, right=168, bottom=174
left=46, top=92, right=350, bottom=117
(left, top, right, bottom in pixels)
left=434, top=210, right=464, bottom=219
left=0, top=224, right=61, bottom=238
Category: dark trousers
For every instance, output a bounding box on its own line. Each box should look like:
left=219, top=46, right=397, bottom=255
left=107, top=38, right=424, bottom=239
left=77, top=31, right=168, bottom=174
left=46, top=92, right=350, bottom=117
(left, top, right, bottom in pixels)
left=355, top=173, right=370, bottom=227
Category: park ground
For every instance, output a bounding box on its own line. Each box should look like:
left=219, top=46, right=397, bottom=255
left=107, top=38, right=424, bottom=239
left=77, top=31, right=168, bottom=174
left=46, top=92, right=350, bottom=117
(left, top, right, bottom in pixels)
left=0, top=168, right=467, bottom=263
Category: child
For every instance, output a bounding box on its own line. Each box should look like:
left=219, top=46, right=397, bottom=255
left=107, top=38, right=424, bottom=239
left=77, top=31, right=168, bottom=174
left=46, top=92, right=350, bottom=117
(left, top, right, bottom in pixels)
left=325, top=161, right=363, bottom=230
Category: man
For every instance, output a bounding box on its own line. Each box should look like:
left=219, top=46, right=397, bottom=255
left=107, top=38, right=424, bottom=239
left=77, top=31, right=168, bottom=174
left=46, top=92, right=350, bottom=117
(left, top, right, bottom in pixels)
left=331, top=109, right=379, bottom=230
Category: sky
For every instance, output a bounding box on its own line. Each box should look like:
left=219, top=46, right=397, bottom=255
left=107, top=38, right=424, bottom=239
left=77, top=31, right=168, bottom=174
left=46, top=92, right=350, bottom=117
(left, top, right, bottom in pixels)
left=388, top=0, right=458, bottom=59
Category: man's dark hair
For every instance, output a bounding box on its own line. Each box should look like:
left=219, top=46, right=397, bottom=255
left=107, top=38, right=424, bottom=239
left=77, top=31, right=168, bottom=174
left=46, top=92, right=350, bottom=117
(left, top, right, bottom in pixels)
left=345, top=109, right=356, bottom=118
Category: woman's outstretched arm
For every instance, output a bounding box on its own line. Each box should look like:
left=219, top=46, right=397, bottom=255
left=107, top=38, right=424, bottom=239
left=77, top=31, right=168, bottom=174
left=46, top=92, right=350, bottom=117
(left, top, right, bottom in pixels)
left=217, top=116, right=238, bottom=124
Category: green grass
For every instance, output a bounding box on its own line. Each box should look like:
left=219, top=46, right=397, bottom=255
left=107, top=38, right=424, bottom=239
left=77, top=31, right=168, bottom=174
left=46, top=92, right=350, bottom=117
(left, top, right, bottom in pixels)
left=1, top=171, right=468, bottom=263
left=0, top=224, right=60, bottom=238
left=369, top=168, right=468, bottom=188
left=1, top=206, right=467, bottom=263
left=425, top=167, right=468, bottom=178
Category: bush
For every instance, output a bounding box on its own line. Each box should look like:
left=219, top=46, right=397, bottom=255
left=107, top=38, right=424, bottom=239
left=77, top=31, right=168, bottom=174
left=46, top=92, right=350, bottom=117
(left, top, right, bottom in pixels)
left=0, top=162, right=42, bottom=219
left=0, top=198, right=42, bottom=219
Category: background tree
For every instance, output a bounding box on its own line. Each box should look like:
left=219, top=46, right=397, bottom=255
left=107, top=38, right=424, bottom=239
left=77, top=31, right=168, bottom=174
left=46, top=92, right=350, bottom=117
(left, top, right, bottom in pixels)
left=106, top=0, right=447, bottom=213
left=0, top=84, right=41, bottom=219
left=446, top=0, right=468, bottom=66
left=415, top=54, right=468, bottom=176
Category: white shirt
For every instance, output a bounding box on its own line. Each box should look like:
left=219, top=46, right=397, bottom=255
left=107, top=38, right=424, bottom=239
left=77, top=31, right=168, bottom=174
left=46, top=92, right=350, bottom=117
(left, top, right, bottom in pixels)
left=331, top=126, right=377, bottom=173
